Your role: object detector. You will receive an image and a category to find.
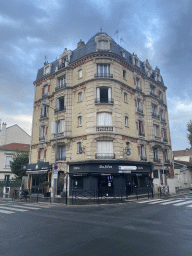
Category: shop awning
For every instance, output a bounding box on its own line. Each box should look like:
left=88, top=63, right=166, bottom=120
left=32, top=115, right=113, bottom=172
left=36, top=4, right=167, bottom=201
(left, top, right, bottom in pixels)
left=22, top=162, right=52, bottom=174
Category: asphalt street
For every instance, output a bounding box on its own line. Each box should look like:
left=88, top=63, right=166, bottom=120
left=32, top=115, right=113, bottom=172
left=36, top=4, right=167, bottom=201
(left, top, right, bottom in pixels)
left=1, top=195, right=192, bottom=256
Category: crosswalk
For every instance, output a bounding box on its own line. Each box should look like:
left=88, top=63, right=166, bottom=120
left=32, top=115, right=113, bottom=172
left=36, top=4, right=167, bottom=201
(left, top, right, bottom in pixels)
left=137, top=197, right=192, bottom=208
left=0, top=202, right=56, bottom=215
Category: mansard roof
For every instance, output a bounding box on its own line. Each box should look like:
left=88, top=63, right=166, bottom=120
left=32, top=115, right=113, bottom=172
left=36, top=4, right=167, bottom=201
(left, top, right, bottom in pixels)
left=35, top=32, right=164, bottom=85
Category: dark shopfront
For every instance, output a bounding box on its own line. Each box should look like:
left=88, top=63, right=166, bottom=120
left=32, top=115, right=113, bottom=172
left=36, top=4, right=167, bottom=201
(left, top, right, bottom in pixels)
left=69, top=161, right=153, bottom=197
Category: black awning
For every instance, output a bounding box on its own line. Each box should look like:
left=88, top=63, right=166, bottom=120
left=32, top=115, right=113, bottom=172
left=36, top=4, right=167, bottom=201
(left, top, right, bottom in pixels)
left=22, top=162, right=52, bottom=172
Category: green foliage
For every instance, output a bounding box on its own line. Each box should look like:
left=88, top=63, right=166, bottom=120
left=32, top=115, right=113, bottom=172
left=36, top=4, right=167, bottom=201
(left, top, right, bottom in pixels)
left=10, top=150, right=29, bottom=179
left=187, top=120, right=192, bottom=148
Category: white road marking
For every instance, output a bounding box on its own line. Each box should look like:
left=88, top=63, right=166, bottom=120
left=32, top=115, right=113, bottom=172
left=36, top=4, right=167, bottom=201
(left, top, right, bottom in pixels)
left=161, top=199, right=185, bottom=205
left=173, top=200, right=192, bottom=206
left=148, top=199, right=177, bottom=204
left=0, top=209, right=15, bottom=214
left=24, top=203, right=52, bottom=208
left=0, top=206, right=28, bottom=212
left=8, top=205, right=40, bottom=210
left=137, top=199, right=163, bottom=204
left=187, top=205, right=192, bottom=208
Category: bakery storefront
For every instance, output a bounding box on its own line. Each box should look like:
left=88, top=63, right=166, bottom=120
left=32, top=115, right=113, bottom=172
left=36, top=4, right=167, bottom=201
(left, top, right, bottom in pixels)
left=69, top=161, right=153, bottom=196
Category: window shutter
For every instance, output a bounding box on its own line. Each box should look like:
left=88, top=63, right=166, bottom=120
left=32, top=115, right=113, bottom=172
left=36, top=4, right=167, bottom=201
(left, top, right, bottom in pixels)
left=41, top=108, right=42, bottom=115
left=136, top=122, right=138, bottom=130
left=44, top=149, right=47, bottom=159
left=138, top=146, right=140, bottom=155
left=165, top=131, right=167, bottom=138
left=96, top=88, right=100, bottom=101
left=142, top=124, right=144, bottom=133
left=38, top=150, right=40, bottom=160
left=47, top=106, right=49, bottom=113
left=133, top=77, right=136, bottom=85
left=51, top=122, right=56, bottom=134
left=140, top=80, right=142, bottom=89
left=61, top=120, right=65, bottom=132
left=46, top=127, right=48, bottom=135
left=108, top=88, right=112, bottom=100
left=135, top=99, right=137, bottom=107
left=48, top=85, right=50, bottom=92
left=145, top=147, right=147, bottom=156
left=56, top=98, right=59, bottom=110
left=42, top=88, right=44, bottom=95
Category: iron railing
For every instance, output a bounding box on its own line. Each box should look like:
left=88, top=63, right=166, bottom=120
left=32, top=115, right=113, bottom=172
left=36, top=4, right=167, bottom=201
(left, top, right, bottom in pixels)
left=96, top=126, right=113, bottom=132
left=95, top=98, right=114, bottom=104
left=55, top=83, right=66, bottom=91
left=94, top=73, right=113, bottom=78
left=54, top=106, right=66, bottom=113
left=152, top=112, right=160, bottom=119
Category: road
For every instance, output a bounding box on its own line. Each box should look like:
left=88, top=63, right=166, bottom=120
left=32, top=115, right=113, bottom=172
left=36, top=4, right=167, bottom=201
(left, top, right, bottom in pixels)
left=1, top=195, right=192, bottom=256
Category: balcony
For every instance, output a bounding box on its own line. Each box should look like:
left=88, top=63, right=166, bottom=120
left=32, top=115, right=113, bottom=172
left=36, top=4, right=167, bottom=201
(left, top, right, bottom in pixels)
left=56, top=157, right=66, bottom=161
left=95, top=153, right=115, bottom=159
left=42, top=92, right=49, bottom=99
left=140, top=155, right=147, bottom=161
left=54, top=106, right=66, bottom=113
left=137, top=108, right=143, bottom=114
left=55, top=83, right=66, bottom=91
left=161, top=117, right=166, bottom=122
left=165, top=159, right=170, bottom=164
left=95, top=98, right=114, bottom=104
left=150, top=92, right=158, bottom=98
left=154, top=157, right=161, bottom=163
left=58, top=63, right=66, bottom=70
left=139, top=131, right=145, bottom=137
left=94, top=73, right=113, bottom=78
left=152, top=112, right=160, bottom=119
left=53, top=132, right=65, bottom=139
left=96, top=126, right=113, bottom=132
left=40, top=113, right=48, bottom=119
left=136, top=86, right=142, bottom=92
left=39, top=136, right=45, bottom=141
left=163, top=137, right=168, bottom=143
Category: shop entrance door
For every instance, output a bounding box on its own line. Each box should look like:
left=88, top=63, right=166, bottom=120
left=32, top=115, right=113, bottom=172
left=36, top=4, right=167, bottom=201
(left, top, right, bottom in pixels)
left=98, top=175, right=113, bottom=197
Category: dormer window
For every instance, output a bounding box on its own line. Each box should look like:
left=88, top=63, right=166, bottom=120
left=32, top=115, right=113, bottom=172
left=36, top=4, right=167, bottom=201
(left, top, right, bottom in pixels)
left=136, top=78, right=140, bottom=89
left=78, top=69, right=82, bottom=78
left=132, top=54, right=140, bottom=68
left=123, top=70, right=126, bottom=79
left=95, top=34, right=111, bottom=51
left=43, top=63, right=51, bottom=75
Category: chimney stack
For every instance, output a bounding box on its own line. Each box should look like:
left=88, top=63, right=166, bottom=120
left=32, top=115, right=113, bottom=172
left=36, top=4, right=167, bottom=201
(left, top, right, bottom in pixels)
left=77, top=39, right=85, bottom=48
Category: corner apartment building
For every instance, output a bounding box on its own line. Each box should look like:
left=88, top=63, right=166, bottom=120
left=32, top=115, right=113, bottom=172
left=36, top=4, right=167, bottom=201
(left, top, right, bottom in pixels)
left=29, top=32, right=173, bottom=196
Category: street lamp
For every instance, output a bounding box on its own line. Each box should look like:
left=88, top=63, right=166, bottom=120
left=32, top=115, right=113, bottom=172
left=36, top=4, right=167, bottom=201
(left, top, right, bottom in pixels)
left=42, top=103, right=58, bottom=201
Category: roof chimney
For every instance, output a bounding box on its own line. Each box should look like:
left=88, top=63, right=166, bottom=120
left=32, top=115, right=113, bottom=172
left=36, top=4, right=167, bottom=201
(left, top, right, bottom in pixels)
left=77, top=39, right=85, bottom=48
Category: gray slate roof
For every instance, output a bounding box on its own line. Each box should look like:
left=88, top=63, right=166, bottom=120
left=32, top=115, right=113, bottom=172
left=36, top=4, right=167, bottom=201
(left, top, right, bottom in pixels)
left=35, top=32, right=163, bottom=84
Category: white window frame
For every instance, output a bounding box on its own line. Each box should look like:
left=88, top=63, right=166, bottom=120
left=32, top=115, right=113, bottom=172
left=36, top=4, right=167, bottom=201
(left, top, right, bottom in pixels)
left=125, top=116, right=128, bottom=127
left=39, top=149, right=44, bottom=162
left=4, top=155, right=13, bottom=168
left=56, top=97, right=65, bottom=111
left=78, top=116, right=82, bottom=126
left=78, top=92, right=82, bottom=102
left=97, top=112, right=112, bottom=126
left=136, top=78, right=140, bottom=89
left=78, top=69, right=82, bottom=78
left=124, top=92, right=127, bottom=103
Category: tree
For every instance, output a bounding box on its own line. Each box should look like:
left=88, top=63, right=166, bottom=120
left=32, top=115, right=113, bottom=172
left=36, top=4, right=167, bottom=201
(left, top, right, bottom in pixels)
left=10, top=150, right=29, bottom=179
left=187, top=120, right=192, bottom=148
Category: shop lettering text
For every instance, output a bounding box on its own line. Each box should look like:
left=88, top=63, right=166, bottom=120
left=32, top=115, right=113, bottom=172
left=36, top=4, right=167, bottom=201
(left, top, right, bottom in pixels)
left=99, top=165, right=112, bottom=169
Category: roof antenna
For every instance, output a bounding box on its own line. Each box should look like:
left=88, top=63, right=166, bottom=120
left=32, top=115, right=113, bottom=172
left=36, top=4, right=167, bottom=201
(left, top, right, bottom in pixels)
left=44, top=56, right=47, bottom=64
left=100, top=28, right=102, bottom=32
left=114, top=30, right=119, bottom=44
left=120, top=38, right=126, bottom=46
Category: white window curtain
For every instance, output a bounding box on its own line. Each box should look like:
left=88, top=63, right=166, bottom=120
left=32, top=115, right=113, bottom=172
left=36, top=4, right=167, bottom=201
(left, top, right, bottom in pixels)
left=108, top=88, right=111, bottom=100
left=40, top=126, right=45, bottom=137
left=44, top=85, right=48, bottom=95
left=96, top=88, right=100, bottom=100
left=40, top=149, right=44, bottom=160
left=97, top=113, right=112, bottom=126
left=56, top=98, right=60, bottom=110
left=58, top=120, right=65, bottom=133
left=97, top=141, right=113, bottom=154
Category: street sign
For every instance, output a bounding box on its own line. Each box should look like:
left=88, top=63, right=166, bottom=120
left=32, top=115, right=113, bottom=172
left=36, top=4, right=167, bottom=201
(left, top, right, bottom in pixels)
left=53, top=173, right=58, bottom=179
left=54, top=165, right=58, bottom=170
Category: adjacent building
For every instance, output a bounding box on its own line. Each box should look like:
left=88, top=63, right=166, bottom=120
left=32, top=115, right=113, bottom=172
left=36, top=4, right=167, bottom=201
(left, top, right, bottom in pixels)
left=30, top=32, right=173, bottom=197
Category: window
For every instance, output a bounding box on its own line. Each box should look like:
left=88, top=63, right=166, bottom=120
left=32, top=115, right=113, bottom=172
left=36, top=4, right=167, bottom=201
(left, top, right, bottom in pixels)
left=122, top=51, right=126, bottom=58
left=150, top=85, right=155, bottom=94
left=78, top=92, right=82, bottom=102
left=56, top=97, right=65, bottom=112
left=96, top=87, right=112, bottom=103
left=39, top=149, right=45, bottom=162
left=125, top=116, right=128, bottom=127
left=124, top=92, right=127, bottom=103
left=154, top=125, right=159, bottom=137
left=51, top=120, right=65, bottom=134
left=73, top=177, right=83, bottom=189
left=152, top=104, right=158, bottom=117
left=42, top=85, right=48, bottom=96
left=5, top=155, right=13, bottom=168
left=41, top=104, right=48, bottom=118
left=77, top=142, right=82, bottom=153
left=4, top=175, right=10, bottom=181
left=58, top=75, right=66, bottom=89
left=160, top=109, right=165, bottom=121
left=153, top=148, right=158, bottom=161
left=153, top=170, right=158, bottom=178
left=97, top=113, right=112, bottom=126
left=45, top=66, right=49, bottom=75
left=57, top=146, right=66, bottom=160
left=138, top=120, right=144, bottom=136
left=164, top=149, right=169, bottom=162
left=78, top=116, right=82, bottom=126
left=40, top=126, right=46, bottom=139
left=140, top=145, right=145, bottom=158
left=96, top=141, right=114, bottom=159
left=97, top=64, right=110, bottom=78
left=123, top=70, right=126, bottom=79
left=78, top=69, right=82, bottom=78
left=137, top=99, right=142, bottom=113
left=136, top=78, right=140, bottom=89
left=159, top=91, right=163, bottom=100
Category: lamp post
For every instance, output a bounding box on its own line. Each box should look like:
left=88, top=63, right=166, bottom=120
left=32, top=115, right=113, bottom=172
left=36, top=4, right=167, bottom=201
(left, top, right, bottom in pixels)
left=42, top=103, right=58, bottom=201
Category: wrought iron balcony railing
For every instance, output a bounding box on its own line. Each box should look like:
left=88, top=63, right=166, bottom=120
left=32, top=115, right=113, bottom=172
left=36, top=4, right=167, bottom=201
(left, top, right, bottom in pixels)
left=96, top=126, right=113, bottom=132
left=137, top=108, right=143, bottom=114
left=55, top=83, right=66, bottom=91
left=152, top=112, right=160, bottom=119
left=150, top=92, right=158, bottom=98
left=39, top=136, right=45, bottom=141
left=95, top=98, right=114, bottom=104
left=54, top=106, right=66, bottom=113
left=139, top=131, right=145, bottom=137
left=94, top=73, right=113, bottom=78
left=56, top=157, right=66, bottom=161
left=95, top=153, right=115, bottom=159
left=40, top=113, right=48, bottom=119
left=140, top=155, right=147, bottom=161
left=154, top=157, right=161, bottom=163
left=163, top=137, right=168, bottom=143
left=161, top=117, right=166, bottom=122
left=165, top=159, right=170, bottom=164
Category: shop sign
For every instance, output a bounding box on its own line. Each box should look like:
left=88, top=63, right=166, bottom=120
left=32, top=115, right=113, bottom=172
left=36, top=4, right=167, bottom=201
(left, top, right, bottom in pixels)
left=101, top=173, right=111, bottom=176
left=99, top=165, right=113, bottom=169
left=119, top=166, right=137, bottom=171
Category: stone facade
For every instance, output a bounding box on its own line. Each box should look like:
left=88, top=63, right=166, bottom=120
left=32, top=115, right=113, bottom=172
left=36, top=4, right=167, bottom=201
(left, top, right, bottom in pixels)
left=30, top=32, right=173, bottom=196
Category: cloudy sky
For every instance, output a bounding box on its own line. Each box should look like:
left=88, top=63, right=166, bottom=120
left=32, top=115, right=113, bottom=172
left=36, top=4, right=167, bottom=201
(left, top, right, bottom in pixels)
left=1, top=0, right=192, bottom=150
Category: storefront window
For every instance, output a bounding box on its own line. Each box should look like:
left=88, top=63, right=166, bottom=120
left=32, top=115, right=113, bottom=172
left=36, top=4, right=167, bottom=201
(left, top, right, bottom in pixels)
left=153, top=170, right=158, bottom=178
left=73, top=177, right=83, bottom=189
